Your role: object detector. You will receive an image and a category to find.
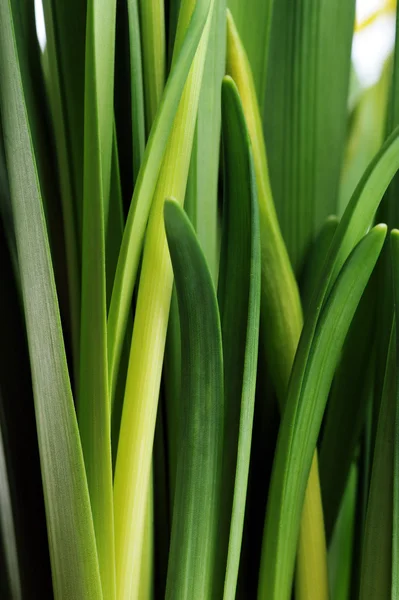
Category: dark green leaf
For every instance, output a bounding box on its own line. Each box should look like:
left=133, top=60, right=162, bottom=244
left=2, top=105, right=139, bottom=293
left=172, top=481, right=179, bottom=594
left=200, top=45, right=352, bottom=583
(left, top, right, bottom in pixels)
left=164, top=199, right=224, bottom=600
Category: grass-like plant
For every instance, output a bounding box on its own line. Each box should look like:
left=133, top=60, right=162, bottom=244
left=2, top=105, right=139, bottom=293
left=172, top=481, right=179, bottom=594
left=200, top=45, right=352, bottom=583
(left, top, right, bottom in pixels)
left=0, top=0, right=399, bottom=599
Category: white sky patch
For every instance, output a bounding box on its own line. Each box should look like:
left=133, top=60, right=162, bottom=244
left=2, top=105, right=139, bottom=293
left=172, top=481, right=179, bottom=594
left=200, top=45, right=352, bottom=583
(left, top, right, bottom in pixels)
left=353, top=0, right=396, bottom=87
left=34, top=0, right=46, bottom=52
left=356, top=0, right=387, bottom=22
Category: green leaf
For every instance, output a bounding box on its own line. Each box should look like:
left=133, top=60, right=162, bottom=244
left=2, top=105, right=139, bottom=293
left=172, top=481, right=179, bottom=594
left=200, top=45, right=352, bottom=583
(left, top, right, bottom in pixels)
left=87, top=0, right=116, bottom=224
left=319, top=279, right=376, bottom=540
left=0, top=0, right=102, bottom=596
left=0, top=217, right=53, bottom=596
left=359, top=324, right=395, bottom=600
left=107, top=0, right=213, bottom=404
left=264, top=0, right=356, bottom=273
left=78, top=2, right=116, bottom=599
left=328, top=464, right=357, bottom=600
left=106, top=124, right=125, bottom=307
left=113, top=3, right=214, bottom=597
left=258, top=224, right=387, bottom=600
left=164, top=199, right=224, bottom=600
left=216, top=76, right=261, bottom=600
left=187, top=0, right=225, bottom=281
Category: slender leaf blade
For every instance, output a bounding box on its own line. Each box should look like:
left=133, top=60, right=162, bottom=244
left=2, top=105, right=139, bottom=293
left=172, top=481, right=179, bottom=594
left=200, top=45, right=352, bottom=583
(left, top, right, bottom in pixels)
left=0, top=1, right=102, bottom=596
left=217, top=77, right=261, bottom=600
left=79, top=1, right=116, bottom=597
left=164, top=199, right=223, bottom=600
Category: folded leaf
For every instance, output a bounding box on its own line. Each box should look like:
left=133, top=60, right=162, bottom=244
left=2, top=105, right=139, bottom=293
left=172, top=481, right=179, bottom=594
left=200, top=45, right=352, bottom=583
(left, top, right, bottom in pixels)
left=215, top=77, right=260, bottom=599
left=164, top=199, right=223, bottom=600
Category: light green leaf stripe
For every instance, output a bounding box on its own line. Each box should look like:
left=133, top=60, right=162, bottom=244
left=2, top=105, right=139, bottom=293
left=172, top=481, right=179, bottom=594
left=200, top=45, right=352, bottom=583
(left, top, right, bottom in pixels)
left=189, top=0, right=225, bottom=281
left=217, top=77, right=261, bottom=600
left=107, top=0, right=213, bottom=405
left=164, top=199, right=224, bottom=600
left=89, top=0, right=116, bottom=226
left=227, top=0, right=274, bottom=107
left=106, top=124, right=125, bottom=307
left=139, top=0, right=166, bottom=136
left=0, top=0, right=102, bottom=597
left=258, top=225, right=387, bottom=600
left=127, top=0, right=146, bottom=183
left=78, top=0, right=116, bottom=598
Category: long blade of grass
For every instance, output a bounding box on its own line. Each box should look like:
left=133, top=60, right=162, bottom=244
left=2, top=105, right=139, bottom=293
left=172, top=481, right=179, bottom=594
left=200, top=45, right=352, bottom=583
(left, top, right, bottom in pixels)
left=328, top=464, right=357, bottom=600
left=78, top=1, right=116, bottom=597
left=0, top=216, right=53, bottom=597
left=0, top=1, right=102, bottom=596
left=139, top=0, right=170, bottom=598
left=258, top=224, right=387, bottom=600
left=187, top=0, right=225, bottom=280
left=164, top=199, right=223, bottom=599
left=88, top=0, right=116, bottom=224
left=107, top=0, right=213, bottom=404
left=359, top=323, right=395, bottom=599
left=113, top=2, right=214, bottom=597
left=264, top=0, right=356, bottom=273
left=9, top=0, right=73, bottom=355
left=106, top=125, right=125, bottom=306
left=216, top=76, right=261, bottom=600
